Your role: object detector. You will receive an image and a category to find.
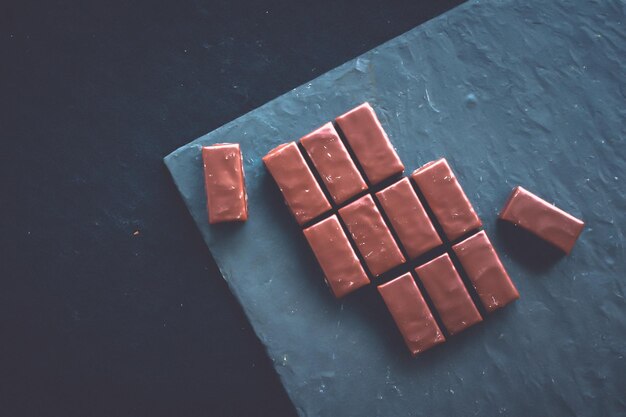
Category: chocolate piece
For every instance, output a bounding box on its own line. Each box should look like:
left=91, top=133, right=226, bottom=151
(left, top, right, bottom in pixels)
left=411, top=158, right=482, bottom=241
left=300, top=123, right=367, bottom=205
left=202, top=143, right=248, bottom=224
left=335, top=103, right=404, bottom=185
left=499, top=186, right=584, bottom=254
left=376, top=178, right=442, bottom=259
left=303, top=215, right=370, bottom=298
left=338, top=194, right=405, bottom=276
left=378, top=272, right=445, bottom=355
left=263, top=142, right=331, bottom=225
left=414, top=254, right=482, bottom=335
left=453, top=231, right=519, bottom=313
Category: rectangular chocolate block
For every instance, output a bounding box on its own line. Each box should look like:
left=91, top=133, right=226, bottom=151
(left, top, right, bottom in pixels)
left=335, top=102, right=404, bottom=185
left=303, top=215, right=370, bottom=298
left=376, top=178, right=442, bottom=259
left=500, top=186, right=585, bottom=254
left=263, top=142, right=331, bottom=225
left=338, top=194, right=405, bottom=277
left=414, top=253, right=482, bottom=335
left=378, top=272, right=445, bottom=355
left=453, top=231, right=519, bottom=313
left=202, top=143, right=248, bottom=224
left=300, top=122, right=368, bottom=205
left=411, top=158, right=482, bottom=241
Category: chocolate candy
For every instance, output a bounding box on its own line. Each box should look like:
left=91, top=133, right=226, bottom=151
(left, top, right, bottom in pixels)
left=303, top=215, right=370, bottom=298
left=415, top=254, right=482, bottom=335
left=300, top=122, right=367, bottom=204
left=453, top=231, right=519, bottom=313
left=202, top=143, right=248, bottom=224
left=376, top=178, right=442, bottom=259
left=263, top=142, right=331, bottom=225
left=378, top=272, right=445, bottom=355
left=499, top=186, right=584, bottom=254
left=411, top=158, right=482, bottom=241
left=339, top=194, right=405, bottom=277
left=335, top=103, right=404, bottom=185
left=260, top=103, right=522, bottom=356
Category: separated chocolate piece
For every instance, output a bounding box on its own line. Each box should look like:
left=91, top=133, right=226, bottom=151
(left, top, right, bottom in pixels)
left=453, top=231, right=519, bottom=313
left=335, top=103, right=404, bottom=185
left=300, top=123, right=367, bottom=205
left=202, top=143, right=248, bottom=224
left=303, top=215, right=370, bottom=298
left=338, top=194, right=405, bottom=276
left=411, top=158, right=482, bottom=241
left=376, top=178, right=442, bottom=259
left=499, top=186, right=584, bottom=254
left=414, top=254, right=482, bottom=335
left=263, top=142, right=331, bottom=225
left=378, top=272, right=445, bottom=355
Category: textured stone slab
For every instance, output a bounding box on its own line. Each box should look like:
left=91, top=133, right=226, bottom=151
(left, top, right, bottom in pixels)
left=164, top=0, right=626, bottom=415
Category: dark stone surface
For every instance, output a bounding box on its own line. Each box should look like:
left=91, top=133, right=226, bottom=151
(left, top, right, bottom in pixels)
left=166, top=0, right=626, bottom=416
left=1, top=0, right=465, bottom=416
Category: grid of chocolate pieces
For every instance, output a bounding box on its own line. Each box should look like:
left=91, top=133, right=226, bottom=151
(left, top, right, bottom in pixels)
left=263, top=103, right=520, bottom=356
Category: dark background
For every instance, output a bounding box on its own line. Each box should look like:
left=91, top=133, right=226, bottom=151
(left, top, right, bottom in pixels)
left=1, top=1, right=464, bottom=415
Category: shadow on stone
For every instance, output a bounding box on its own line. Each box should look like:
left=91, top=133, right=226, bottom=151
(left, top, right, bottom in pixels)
left=341, top=285, right=411, bottom=357
left=496, top=220, right=564, bottom=273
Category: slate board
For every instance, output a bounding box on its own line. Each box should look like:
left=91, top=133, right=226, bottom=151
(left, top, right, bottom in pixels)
left=164, top=0, right=626, bottom=415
